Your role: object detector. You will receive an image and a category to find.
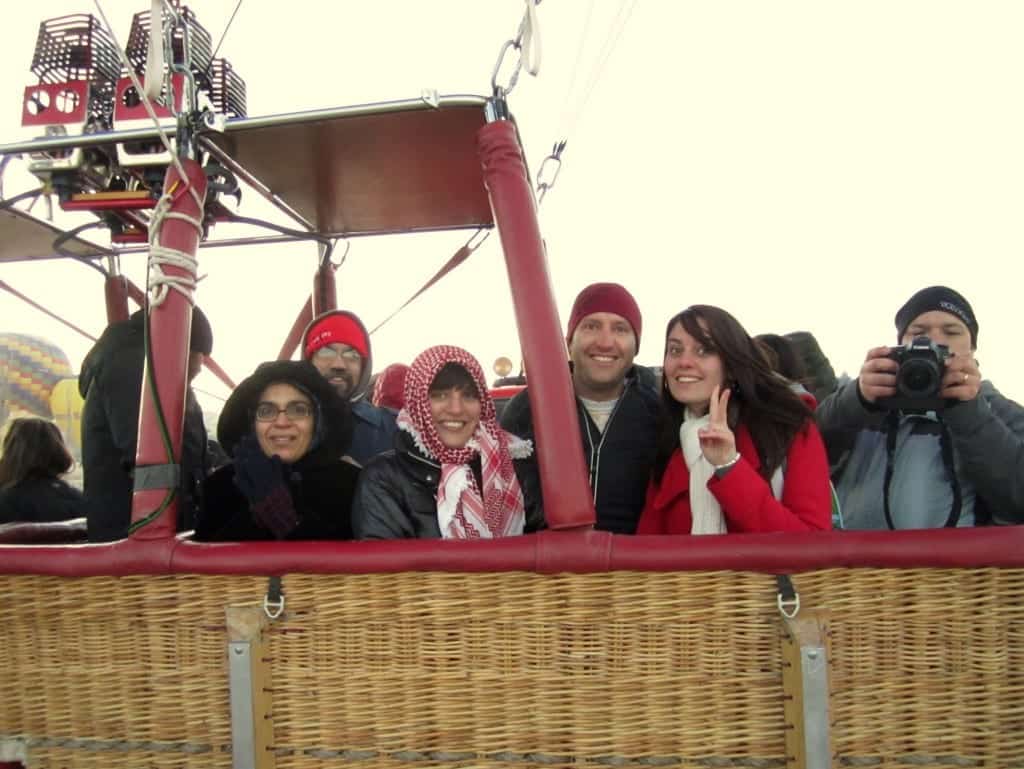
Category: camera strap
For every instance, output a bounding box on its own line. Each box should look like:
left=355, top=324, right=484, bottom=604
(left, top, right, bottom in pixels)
left=882, top=411, right=962, bottom=529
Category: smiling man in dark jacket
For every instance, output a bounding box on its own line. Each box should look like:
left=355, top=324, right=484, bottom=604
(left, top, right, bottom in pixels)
left=500, top=283, right=659, bottom=534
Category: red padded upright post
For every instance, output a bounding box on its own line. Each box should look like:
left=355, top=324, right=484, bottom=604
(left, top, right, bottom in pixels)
left=130, top=159, right=207, bottom=540
left=313, top=262, right=337, bottom=317
left=277, top=297, right=314, bottom=361
left=477, top=119, right=596, bottom=530
left=104, top=275, right=130, bottom=323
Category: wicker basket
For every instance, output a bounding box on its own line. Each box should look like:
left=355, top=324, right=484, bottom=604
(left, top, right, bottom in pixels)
left=2, top=568, right=1023, bottom=768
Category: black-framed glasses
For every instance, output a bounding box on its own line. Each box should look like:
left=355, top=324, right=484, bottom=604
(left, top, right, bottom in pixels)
left=313, top=345, right=362, bottom=363
left=254, top=401, right=313, bottom=422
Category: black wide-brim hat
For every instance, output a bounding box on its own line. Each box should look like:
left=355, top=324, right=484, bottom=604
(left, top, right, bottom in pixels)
left=217, top=360, right=352, bottom=460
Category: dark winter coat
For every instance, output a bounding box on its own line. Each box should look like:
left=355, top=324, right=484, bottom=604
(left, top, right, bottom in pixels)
left=78, top=312, right=209, bottom=541
left=349, top=400, right=398, bottom=466
left=194, top=454, right=360, bottom=541
left=500, top=367, right=660, bottom=534
left=352, top=429, right=545, bottom=539
left=0, top=477, right=87, bottom=525
left=194, top=359, right=359, bottom=541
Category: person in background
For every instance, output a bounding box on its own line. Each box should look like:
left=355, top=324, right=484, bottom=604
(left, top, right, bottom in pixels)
left=194, top=360, right=359, bottom=541
left=371, top=362, right=409, bottom=413
left=0, top=418, right=86, bottom=524
left=784, top=331, right=840, bottom=404
left=817, top=285, right=1024, bottom=529
left=638, top=305, right=832, bottom=535
left=354, top=345, right=543, bottom=539
left=301, top=310, right=397, bottom=465
left=79, top=307, right=212, bottom=541
left=501, top=282, right=659, bottom=534
left=755, top=333, right=808, bottom=387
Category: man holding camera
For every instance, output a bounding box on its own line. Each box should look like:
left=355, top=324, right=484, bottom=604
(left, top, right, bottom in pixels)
left=818, top=285, right=1024, bottom=529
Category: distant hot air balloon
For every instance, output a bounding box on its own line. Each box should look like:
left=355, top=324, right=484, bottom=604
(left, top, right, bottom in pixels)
left=49, top=377, right=84, bottom=458
left=0, top=333, right=73, bottom=423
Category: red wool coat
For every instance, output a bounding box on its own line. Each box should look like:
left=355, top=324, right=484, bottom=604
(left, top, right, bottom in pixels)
left=636, top=420, right=832, bottom=535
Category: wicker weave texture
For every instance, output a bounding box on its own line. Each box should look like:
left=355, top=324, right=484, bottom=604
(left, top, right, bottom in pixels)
left=1, top=569, right=1022, bottom=768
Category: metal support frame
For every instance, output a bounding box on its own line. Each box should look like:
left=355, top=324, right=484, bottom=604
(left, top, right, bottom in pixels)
left=227, top=606, right=276, bottom=769
left=781, top=609, right=834, bottom=769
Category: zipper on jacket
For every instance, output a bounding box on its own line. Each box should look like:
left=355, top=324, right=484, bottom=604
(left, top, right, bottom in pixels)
left=580, top=377, right=632, bottom=505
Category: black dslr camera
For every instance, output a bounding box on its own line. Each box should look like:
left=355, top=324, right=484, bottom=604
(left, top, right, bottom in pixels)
left=877, top=336, right=951, bottom=412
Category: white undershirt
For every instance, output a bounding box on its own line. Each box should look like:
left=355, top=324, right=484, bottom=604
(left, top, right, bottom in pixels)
left=580, top=396, right=618, bottom=432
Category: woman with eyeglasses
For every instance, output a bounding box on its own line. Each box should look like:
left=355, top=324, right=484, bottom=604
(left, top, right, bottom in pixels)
left=352, top=345, right=544, bottom=539
left=194, top=360, right=359, bottom=541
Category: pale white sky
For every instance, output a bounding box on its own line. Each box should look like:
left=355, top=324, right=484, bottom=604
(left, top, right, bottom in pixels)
left=2, top=1, right=1023, bottom=417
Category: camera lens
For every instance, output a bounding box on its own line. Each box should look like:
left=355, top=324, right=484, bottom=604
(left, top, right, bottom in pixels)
left=898, top=358, right=940, bottom=397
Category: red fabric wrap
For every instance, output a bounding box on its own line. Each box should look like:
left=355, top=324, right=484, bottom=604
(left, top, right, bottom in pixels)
left=278, top=297, right=314, bottom=361
left=104, top=275, right=130, bottom=323
left=0, top=519, right=87, bottom=545
left=372, top=363, right=409, bottom=410
left=477, top=119, right=595, bottom=530
left=302, top=312, right=369, bottom=359
left=130, top=159, right=207, bottom=541
left=313, top=263, right=337, bottom=318
left=3, top=527, right=1024, bottom=576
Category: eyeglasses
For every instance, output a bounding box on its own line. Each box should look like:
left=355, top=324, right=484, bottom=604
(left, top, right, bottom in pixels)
left=254, top=401, right=313, bottom=422
left=313, top=344, right=362, bottom=363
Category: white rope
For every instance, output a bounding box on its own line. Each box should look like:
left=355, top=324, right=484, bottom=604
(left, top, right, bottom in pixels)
left=520, top=0, right=542, bottom=76
left=555, top=0, right=597, bottom=133
left=558, top=0, right=640, bottom=140
left=147, top=188, right=204, bottom=307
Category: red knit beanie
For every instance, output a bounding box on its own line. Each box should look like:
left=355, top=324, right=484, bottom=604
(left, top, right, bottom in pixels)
left=302, top=311, right=369, bottom=359
left=565, top=282, right=642, bottom=352
left=371, top=363, right=409, bottom=411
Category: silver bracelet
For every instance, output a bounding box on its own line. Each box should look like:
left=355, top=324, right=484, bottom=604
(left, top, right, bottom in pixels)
left=712, top=452, right=741, bottom=471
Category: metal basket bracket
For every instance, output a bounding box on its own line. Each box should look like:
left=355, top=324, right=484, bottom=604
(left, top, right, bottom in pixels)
left=780, top=605, right=835, bottom=769
left=226, top=605, right=276, bottom=769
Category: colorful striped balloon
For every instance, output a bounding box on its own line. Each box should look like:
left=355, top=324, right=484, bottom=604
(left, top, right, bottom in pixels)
left=0, top=333, right=73, bottom=421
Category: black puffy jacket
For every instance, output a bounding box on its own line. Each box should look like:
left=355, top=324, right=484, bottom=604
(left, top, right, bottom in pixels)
left=78, top=313, right=209, bottom=541
left=352, top=429, right=545, bottom=539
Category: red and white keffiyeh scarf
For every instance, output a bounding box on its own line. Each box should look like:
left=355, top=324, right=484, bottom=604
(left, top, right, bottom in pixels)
left=397, top=345, right=529, bottom=539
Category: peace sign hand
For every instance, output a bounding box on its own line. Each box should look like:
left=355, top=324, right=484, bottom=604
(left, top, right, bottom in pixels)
left=698, top=385, right=738, bottom=467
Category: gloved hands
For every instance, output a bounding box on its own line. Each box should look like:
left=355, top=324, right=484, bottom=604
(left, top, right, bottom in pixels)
left=232, top=435, right=299, bottom=539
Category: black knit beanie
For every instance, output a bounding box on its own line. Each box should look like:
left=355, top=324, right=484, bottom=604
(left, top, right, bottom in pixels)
left=894, top=286, right=978, bottom=348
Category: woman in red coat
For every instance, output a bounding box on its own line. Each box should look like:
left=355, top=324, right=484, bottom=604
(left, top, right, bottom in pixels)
left=637, top=305, right=831, bottom=535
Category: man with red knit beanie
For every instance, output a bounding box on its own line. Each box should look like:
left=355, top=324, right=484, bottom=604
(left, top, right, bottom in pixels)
left=501, top=282, right=659, bottom=534
left=301, top=310, right=397, bottom=466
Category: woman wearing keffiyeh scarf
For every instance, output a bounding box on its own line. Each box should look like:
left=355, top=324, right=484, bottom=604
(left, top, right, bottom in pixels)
left=352, top=345, right=544, bottom=539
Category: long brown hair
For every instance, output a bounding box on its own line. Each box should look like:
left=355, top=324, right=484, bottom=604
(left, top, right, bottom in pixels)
left=0, top=418, right=74, bottom=490
left=653, top=305, right=813, bottom=484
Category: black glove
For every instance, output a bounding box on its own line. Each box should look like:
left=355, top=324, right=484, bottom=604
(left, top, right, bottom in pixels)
left=232, top=435, right=299, bottom=539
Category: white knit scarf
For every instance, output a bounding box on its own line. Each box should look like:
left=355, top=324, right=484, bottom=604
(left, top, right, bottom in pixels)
left=679, top=409, right=728, bottom=535
left=679, top=410, right=787, bottom=535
